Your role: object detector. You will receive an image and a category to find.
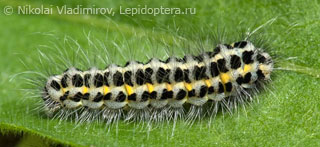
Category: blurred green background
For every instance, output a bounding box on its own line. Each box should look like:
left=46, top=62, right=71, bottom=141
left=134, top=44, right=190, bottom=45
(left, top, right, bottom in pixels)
left=0, top=0, right=320, bottom=146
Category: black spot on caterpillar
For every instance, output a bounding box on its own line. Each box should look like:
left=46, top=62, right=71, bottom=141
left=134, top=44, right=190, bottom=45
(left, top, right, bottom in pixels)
left=43, top=40, right=274, bottom=123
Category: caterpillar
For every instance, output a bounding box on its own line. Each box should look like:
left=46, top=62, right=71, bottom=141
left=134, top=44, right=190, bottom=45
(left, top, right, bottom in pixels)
left=41, top=39, right=273, bottom=123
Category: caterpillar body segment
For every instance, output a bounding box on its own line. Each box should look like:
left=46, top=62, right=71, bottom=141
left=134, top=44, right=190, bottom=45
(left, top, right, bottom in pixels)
left=43, top=41, right=273, bottom=112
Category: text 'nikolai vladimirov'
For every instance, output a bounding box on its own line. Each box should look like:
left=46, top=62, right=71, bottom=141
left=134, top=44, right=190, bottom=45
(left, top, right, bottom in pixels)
left=15, top=5, right=196, bottom=16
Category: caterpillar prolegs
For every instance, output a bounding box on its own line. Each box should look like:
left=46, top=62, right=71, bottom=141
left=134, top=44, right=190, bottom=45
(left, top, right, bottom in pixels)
left=43, top=40, right=273, bottom=122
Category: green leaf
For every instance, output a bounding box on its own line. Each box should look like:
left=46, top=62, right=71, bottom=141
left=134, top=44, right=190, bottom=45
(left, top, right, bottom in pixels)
left=1, top=0, right=320, bottom=146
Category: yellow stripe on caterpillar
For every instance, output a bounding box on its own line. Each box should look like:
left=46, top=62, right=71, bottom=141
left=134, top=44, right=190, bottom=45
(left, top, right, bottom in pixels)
left=166, top=83, right=172, bottom=91
left=103, top=86, right=109, bottom=95
left=125, top=84, right=134, bottom=95
left=146, top=83, right=154, bottom=93
left=244, top=64, right=252, bottom=73
left=184, top=83, right=192, bottom=91
left=204, top=79, right=211, bottom=87
left=220, top=72, right=231, bottom=84
left=82, top=86, right=88, bottom=94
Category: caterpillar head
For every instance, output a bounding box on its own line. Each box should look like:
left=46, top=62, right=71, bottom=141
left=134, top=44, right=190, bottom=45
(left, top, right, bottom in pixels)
left=256, top=52, right=273, bottom=81
left=231, top=40, right=273, bottom=81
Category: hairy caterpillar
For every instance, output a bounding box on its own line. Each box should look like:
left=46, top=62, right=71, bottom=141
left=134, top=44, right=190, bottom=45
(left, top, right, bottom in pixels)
left=42, top=40, right=273, bottom=123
